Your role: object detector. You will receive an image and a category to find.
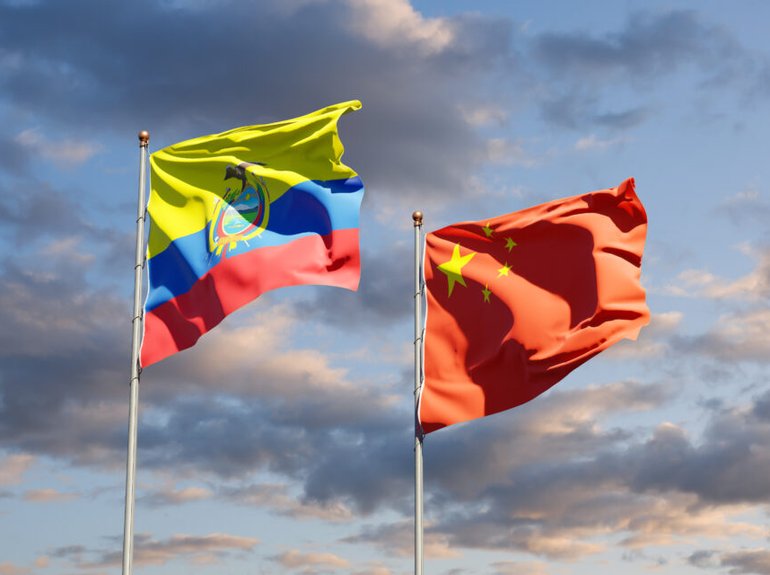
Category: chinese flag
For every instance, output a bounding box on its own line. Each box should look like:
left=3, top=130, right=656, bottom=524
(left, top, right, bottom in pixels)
left=420, top=178, right=649, bottom=434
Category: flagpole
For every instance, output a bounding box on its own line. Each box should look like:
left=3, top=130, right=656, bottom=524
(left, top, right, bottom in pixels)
left=122, top=130, right=149, bottom=575
left=413, top=210, right=424, bottom=575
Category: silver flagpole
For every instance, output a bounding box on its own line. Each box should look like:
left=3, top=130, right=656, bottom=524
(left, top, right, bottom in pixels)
left=412, top=211, right=424, bottom=575
left=122, top=130, right=149, bottom=575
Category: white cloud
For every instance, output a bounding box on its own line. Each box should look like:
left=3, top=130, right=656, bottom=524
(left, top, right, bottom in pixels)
left=351, top=564, right=394, bottom=575
left=343, top=0, right=454, bottom=55
left=696, top=308, right=770, bottom=361
left=522, top=535, right=604, bottom=559
left=125, top=533, right=258, bottom=568
left=15, top=128, right=100, bottom=168
left=0, top=562, right=30, bottom=575
left=38, top=236, right=96, bottom=266
left=607, top=311, right=683, bottom=359
left=519, top=380, right=667, bottom=436
left=0, top=454, right=34, bottom=485
left=142, top=484, right=213, bottom=506
left=22, top=488, right=78, bottom=502
left=225, top=483, right=354, bottom=522
left=484, top=137, right=537, bottom=166
left=273, top=549, right=350, bottom=569
left=343, top=520, right=461, bottom=559
left=460, top=104, right=510, bottom=127
left=574, top=134, right=628, bottom=151
left=666, top=246, right=770, bottom=301
left=160, top=305, right=401, bottom=415
left=491, top=560, right=551, bottom=575
left=619, top=494, right=766, bottom=548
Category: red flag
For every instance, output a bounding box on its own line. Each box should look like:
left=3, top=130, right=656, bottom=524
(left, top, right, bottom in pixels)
left=419, top=178, right=649, bottom=434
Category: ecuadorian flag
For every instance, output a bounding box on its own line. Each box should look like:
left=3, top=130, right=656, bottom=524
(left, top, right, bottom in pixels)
left=140, top=101, right=364, bottom=367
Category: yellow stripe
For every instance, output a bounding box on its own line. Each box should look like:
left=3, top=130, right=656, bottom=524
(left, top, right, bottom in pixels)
left=147, top=100, right=361, bottom=258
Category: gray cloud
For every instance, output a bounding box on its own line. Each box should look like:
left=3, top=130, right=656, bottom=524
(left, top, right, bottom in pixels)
left=0, top=0, right=514, bottom=201
left=671, top=308, right=770, bottom=363
left=625, top=396, right=770, bottom=504
left=690, top=549, right=770, bottom=575
left=52, top=532, right=258, bottom=570
left=219, top=483, right=354, bottom=521
left=593, top=107, right=649, bottom=130
left=529, top=10, right=761, bottom=130
left=0, top=134, right=31, bottom=176
left=688, top=549, right=719, bottom=569
left=333, top=383, right=769, bottom=561
left=300, top=426, right=412, bottom=515
left=533, top=11, right=720, bottom=79
left=539, top=92, right=648, bottom=132
left=3, top=248, right=769, bottom=567
left=294, top=243, right=414, bottom=326
left=3, top=227, right=768, bottom=565
left=0, top=255, right=131, bottom=465
left=720, top=550, right=770, bottom=575
left=2, top=5, right=770, bottom=569
left=0, top=178, right=96, bottom=244
left=0, top=216, right=414, bottom=513
left=50, top=544, right=87, bottom=559
left=341, top=519, right=459, bottom=560
left=720, top=190, right=770, bottom=230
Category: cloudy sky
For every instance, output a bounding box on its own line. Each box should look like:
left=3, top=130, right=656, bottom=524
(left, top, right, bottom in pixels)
left=2, top=1, right=770, bottom=574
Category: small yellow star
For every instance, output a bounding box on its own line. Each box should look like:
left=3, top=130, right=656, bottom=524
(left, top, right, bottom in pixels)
left=505, top=237, right=518, bottom=252
left=437, top=243, right=476, bottom=297
left=482, top=284, right=491, bottom=303
left=497, top=262, right=511, bottom=277
left=482, top=222, right=494, bottom=238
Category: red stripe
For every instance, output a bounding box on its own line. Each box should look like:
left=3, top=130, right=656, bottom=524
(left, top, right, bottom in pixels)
left=140, top=228, right=360, bottom=367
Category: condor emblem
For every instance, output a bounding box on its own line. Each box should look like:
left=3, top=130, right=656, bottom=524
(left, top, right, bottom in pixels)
left=208, top=162, right=270, bottom=256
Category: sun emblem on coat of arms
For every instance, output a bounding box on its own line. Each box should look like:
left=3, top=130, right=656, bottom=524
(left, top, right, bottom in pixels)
left=208, top=162, right=270, bottom=256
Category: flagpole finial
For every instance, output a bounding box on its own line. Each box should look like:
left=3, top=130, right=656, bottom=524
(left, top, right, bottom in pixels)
left=138, top=130, right=150, bottom=147
left=412, top=211, right=423, bottom=226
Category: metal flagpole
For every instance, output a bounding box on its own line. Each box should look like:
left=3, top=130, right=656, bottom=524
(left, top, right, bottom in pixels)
left=122, top=130, right=149, bottom=575
left=412, top=210, right=424, bottom=575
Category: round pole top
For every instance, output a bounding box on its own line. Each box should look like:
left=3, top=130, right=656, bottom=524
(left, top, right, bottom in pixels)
left=138, top=130, right=150, bottom=147
left=412, top=211, right=423, bottom=226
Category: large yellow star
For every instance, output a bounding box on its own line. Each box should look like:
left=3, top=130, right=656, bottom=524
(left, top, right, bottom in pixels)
left=438, top=243, right=476, bottom=297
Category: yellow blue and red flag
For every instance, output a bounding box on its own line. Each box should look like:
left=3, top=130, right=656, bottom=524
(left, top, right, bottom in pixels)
left=140, top=101, right=364, bottom=367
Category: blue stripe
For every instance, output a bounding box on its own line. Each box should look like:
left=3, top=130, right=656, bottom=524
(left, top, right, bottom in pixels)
left=145, top=177, right=363, bottom=312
